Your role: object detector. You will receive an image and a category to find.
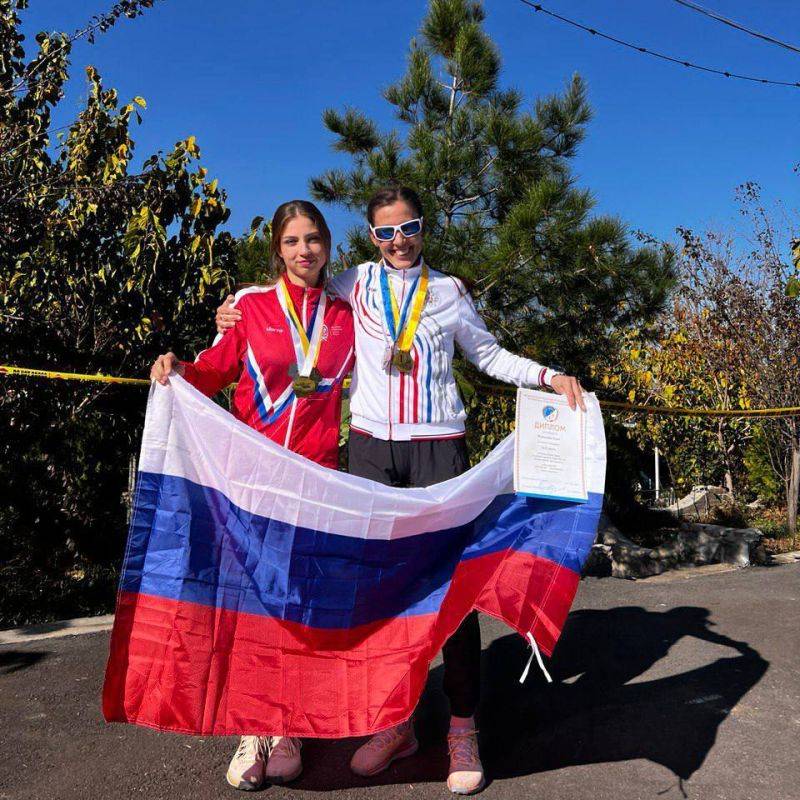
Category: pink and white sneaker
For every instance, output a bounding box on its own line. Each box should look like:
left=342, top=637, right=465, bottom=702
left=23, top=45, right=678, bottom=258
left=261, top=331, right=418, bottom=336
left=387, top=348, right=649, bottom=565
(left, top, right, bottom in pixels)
left=350, top=720, right=419, bottom=776
left=447, top=728, right=485, bottom=795
left=225, top=735, right=268, bottom=791
left=265, top=736, right=302, bottom=783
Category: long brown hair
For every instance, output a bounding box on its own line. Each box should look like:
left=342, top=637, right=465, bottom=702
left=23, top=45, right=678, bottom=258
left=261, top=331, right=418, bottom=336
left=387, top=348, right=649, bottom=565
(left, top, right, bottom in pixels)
left=270, top=200, right=332, bottom=285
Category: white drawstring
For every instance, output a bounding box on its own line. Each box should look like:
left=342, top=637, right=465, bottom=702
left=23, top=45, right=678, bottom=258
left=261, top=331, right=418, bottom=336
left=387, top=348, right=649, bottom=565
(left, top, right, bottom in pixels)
left=519, top=631, right=553, bottom=684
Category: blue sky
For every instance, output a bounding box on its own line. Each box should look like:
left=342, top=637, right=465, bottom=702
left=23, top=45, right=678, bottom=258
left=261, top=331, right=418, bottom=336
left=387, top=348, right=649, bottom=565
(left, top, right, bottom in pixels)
left=20, top=0, right=800, bottom=251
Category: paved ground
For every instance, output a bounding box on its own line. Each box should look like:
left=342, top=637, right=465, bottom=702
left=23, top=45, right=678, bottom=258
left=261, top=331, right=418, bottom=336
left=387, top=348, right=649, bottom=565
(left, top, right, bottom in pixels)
left=1, top=564, right=798, bottom=800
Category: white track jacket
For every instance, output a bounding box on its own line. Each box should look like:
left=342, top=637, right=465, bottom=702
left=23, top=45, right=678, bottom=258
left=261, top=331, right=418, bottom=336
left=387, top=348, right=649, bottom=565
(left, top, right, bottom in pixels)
left=328, top=260, right=559, bottom=441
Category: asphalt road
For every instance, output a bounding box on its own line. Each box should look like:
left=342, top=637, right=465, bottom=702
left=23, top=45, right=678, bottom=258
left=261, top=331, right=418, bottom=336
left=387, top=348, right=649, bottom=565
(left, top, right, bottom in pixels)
left=1, top=564, right=798, bottom=800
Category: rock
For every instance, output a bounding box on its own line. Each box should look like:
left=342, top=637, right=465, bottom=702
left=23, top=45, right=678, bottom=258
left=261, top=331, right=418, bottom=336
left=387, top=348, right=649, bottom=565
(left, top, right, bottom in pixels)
left=677, top=526, right=723, bottom=565
left=750, top=543, right=770, bottom=566
left=679, top=522, right=763, bottom=566
left=593, top=513, right=669, bottom=579
left=609, top=543, right=668, bottom=580
left=670, top=487, right=721, bottom=518
left=597, top=512, right=626, bottom=546
left=591, top=514, right=765, bottom=579
left=771, top=551, right=800, bottom=565
left=667, top=485, right=727, bottom=520
left=582, top=544, right=612, bottom=577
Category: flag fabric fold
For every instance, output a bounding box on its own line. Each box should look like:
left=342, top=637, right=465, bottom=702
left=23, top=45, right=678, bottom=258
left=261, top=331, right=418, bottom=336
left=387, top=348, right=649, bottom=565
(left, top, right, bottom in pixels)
left=102, top=376, right=606, bottom=738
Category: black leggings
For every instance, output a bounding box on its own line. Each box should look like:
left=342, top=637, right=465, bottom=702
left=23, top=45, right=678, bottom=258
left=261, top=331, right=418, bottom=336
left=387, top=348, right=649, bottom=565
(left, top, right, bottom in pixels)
left=347, top=431, right=481, bottom=718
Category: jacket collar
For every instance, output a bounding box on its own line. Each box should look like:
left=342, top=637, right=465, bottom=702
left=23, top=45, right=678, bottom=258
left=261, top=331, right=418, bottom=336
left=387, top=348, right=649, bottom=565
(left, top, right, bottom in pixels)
left=380, top=256, right=425, bottom=279
left=281, top=275, right=324, bottom=304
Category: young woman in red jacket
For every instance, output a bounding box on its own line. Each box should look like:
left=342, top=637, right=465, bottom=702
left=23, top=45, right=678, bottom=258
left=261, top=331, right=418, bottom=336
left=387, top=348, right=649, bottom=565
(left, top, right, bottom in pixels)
left=150, top=200, right=354, bottom=789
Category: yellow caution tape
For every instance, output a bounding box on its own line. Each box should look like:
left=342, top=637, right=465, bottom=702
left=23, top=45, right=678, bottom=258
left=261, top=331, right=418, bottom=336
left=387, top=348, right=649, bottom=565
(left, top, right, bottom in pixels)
left=0, top=365, right=149, bottom=386
left=3, top=365, right=799, bottom=418
left=472, top=381, right=800, bottom=418
left=597, top=399, right=800, bottom=418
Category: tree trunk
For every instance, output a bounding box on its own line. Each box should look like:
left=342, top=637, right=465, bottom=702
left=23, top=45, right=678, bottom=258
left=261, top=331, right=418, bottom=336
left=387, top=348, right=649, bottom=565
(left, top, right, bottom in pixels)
left=717, top=422, right=735, bottom=497
left=787, top=429, right=800, bottom=546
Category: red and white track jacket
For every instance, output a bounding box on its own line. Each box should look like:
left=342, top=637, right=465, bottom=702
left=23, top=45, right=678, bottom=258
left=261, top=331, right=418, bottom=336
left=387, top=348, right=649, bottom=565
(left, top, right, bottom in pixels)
left=182, top=282, right=354, bottom=468
left=328, top=260, right=558, bottom=441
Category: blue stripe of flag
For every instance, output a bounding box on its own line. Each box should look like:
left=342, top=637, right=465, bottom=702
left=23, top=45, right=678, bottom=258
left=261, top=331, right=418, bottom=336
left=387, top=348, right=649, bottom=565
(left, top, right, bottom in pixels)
left=120, top=472, right=601, bottom=630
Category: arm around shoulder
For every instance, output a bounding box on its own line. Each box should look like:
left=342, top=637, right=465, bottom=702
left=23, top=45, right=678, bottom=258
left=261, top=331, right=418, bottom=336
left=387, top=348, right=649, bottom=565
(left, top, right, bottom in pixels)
left=326, top=266, right=359, bottom=304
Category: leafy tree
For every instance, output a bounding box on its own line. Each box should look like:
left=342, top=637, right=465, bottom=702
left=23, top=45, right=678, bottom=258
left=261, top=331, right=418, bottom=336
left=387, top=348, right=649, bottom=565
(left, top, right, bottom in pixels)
left=725, top=184, right=800, bottom=540
left=0, top=0, right=235, bottom=625
left=234, top=229, right=273, bottom=286
left=607, top=185, right=800, bottom=538
left=307, top=0, right=676, bottom=379
left=744, top=425, right=783, bottom=506
left=602, top=296, right=752, bottom=499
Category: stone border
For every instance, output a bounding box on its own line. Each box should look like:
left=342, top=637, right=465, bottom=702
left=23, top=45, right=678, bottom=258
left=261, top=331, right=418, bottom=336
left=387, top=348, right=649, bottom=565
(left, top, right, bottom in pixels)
left=585, top=513, right=774, bottom=580
left=0, top=614, right=115, bottom=645
left=771, top=550, right=800, bottom=565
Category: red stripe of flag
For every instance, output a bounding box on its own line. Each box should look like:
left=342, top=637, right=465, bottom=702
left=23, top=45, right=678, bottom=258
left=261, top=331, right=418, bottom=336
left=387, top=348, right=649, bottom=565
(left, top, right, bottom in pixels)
left=103, top=551, right=579, bottom=738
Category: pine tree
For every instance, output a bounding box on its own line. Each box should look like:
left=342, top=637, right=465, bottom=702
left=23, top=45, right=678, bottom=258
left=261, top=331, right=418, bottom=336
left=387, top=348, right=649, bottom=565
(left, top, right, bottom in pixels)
left=310, top=0, right=675, bottom=378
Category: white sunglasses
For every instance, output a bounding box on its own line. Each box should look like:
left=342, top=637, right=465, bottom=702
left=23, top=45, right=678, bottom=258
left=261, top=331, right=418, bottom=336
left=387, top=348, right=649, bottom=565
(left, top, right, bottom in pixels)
left=369, top=217, right=424, bottom=242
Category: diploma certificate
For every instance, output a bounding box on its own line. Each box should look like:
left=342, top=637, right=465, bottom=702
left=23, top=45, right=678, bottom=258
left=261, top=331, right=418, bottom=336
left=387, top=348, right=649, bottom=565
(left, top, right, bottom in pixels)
left=514, top=388, right=588, bottom=503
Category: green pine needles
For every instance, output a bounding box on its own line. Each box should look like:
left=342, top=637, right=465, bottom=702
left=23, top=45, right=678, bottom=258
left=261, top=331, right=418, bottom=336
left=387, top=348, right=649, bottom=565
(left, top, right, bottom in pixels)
left=310, top=0, right=676, bottom=379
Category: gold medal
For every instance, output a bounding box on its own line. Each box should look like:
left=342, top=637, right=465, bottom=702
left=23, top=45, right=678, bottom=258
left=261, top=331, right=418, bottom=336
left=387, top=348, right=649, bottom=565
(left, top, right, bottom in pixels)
left=292, top=375, right=318, bottom=397
left=392, top=348, right=414, bottom=373
left=381, top=263, right=429, bottom=375
left=278, top=278, right=328, bottom=401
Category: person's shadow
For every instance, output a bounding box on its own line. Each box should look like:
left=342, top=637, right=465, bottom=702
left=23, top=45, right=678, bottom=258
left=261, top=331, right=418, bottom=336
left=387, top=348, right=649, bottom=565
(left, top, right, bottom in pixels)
left=0, top=650, right=48, bottom=675
left=298, top=605, right=767, bottom=793
left=475, top=606, right=767, bottom=792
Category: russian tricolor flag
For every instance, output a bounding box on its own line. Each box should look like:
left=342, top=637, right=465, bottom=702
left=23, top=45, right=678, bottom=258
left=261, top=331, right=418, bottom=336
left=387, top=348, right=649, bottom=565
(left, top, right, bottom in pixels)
left=103, top=377, right=606, bottom=738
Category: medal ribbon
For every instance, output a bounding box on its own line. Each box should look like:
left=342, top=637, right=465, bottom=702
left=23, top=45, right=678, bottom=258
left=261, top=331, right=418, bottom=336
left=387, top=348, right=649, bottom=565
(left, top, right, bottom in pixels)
left=277, top=277, right=327, bottom=378
left=379, top=263, right=429, bottom=351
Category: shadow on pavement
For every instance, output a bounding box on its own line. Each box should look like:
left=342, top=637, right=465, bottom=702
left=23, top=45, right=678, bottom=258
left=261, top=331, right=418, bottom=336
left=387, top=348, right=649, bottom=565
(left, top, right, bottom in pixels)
left=1, top=619, right=72, bottom=637
left=0, top=649, right=49, bottom=675
left=295, top=605, right=768, bottom=792
left=479, top=605, right=768, bottom=788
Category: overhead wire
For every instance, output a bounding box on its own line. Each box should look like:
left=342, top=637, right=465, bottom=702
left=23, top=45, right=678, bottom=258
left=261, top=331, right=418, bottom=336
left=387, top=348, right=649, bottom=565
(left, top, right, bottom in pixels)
left=671, top=0, right=800, bottom=56
left=517, top=1, right=800, bottom=88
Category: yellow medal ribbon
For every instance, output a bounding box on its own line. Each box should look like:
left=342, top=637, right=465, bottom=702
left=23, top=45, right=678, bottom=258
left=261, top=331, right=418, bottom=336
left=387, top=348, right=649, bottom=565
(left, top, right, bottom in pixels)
left=279, top=278, right=310, bottom=354
left=382, top=263, right=429, bottom=352
left=277, top=277, right=325, bottom=371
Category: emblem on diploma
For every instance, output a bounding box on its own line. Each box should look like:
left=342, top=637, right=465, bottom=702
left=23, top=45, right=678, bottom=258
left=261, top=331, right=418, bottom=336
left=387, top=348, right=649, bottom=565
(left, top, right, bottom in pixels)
left=514, top=388, right=588, bottom=503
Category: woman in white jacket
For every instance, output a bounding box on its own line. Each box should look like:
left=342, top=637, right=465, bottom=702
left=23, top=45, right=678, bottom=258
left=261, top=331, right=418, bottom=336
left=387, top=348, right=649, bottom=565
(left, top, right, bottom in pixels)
left=216, top=185, right=584, bottom=794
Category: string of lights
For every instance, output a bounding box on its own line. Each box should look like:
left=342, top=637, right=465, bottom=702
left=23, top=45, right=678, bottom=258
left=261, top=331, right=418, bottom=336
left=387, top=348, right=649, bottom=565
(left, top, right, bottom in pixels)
left=671, top=0, right=800, bottom=56
left=517, top=1, right=800, bottom=88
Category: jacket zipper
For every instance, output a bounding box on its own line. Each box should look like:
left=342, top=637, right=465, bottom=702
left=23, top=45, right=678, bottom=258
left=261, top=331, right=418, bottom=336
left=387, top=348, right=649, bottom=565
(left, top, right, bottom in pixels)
left=387, top=270, right=410, bottom=439
left=387, top=270, right=393, bottom=440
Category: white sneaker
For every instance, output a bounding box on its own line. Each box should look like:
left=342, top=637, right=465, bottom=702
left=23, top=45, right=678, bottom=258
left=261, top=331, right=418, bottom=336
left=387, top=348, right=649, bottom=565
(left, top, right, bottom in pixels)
left=226, top=735, right=268, bottom=791
left=265, top=736, right=303, bottom=783
left=447, top=728, right=485, bottom=795
left=350, top=720, right=419, bottom=776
